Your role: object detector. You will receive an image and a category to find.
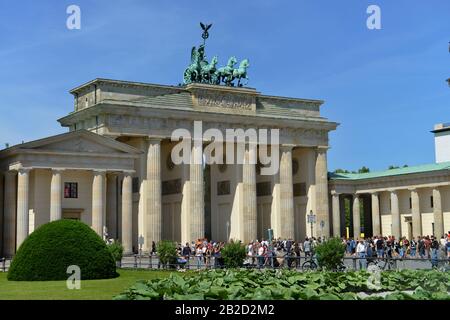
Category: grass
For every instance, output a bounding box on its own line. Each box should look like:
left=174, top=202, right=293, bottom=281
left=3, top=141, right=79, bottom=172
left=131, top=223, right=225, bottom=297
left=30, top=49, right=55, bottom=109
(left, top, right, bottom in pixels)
left=0, top=269, right=173, bottom=300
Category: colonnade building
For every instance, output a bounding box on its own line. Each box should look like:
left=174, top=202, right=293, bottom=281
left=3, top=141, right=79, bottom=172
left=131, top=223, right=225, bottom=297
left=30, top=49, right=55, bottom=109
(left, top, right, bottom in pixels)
left=0, top=79, right=337, bottom=255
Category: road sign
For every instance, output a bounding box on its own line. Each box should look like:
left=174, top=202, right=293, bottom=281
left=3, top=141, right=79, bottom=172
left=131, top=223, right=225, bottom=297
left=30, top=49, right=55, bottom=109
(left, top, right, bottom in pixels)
left=307, top=214, right=316, bottom=224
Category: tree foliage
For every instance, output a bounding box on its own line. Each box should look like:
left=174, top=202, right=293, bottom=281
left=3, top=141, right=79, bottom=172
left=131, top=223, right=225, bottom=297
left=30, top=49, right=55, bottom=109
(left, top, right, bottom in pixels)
left=221, top=240, right=246, bottom=268
left=157, top=240, right=178, bottom=268
left=315, top=237, right=346, bottom=271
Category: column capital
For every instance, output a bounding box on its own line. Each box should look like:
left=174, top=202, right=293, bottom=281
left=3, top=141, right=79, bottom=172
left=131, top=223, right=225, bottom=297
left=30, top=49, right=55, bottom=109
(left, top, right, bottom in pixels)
left=280, top=144, right=295, bottom=151
left=370, top=191, right=379, bottom=196
left=408, top=187, right=418, bottom=192
left=432, top=186, right=441, bottom=192
left=146, top=136, right=164, bottom=143
left=331, top=191, right=340, bottom=196
left=388, top=189, right=398, bottom=194
left=122, top=170, right=135, bottom=177
left=316, top=146, right=329, bottom=153
left=51, top=168, right=65, bottom=173
left=92, top=169, right=107, bottom=175
left=18, top=167, right=31, bottom=174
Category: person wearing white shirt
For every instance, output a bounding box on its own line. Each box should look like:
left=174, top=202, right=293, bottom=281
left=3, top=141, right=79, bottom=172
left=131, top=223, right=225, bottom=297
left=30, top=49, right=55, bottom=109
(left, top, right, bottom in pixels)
left=356, top=240, right=366, bottom=270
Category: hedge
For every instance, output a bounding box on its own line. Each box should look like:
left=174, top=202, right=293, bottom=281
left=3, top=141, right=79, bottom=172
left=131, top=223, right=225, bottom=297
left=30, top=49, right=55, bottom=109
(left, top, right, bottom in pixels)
left=8, top=219, right=118, bottom=281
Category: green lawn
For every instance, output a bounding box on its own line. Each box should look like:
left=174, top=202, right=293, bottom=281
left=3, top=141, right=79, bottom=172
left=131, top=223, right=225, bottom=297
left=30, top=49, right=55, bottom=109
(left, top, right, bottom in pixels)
left=0, top=269, right=173, bottom=300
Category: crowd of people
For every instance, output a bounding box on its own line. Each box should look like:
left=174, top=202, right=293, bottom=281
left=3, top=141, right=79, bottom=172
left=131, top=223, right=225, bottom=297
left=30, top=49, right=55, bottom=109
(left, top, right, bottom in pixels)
left=157, top=238, right=324, bottom=269
left=345, top=234, right=450, bottom=268
left=146, top=232, right=450, bottom=269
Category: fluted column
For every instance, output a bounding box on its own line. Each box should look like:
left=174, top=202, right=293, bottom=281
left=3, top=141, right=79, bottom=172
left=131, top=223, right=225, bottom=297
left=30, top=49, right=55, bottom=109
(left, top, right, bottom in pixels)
left=432, top=187, right=444, bottom=237
left=242, top=144, right=257, bottom=242
left=190, top=139, right=204, bottom=241
left=279, top=145, right=295, bottom=239
left=16, top=168, right=30, bottom=249
left=331, top=192, right=340, bottom=237
left=50, top=169, right=63, bottom=221
left=390, top=190, right=400, bottom=239
left=315, top=147, right=330, bottom=238
left=371, top=192, right=380, bottom=236
left=146, top=138, right=162, bottom=243
left=4, top=171, right=16, bottom=256
left=353, top=195, right=361, bottom=239
left=410, top=188, right=421, bottom=238
left=92, top=170, right=105, bottom=237
left=106, top=173, right=118, bottom=239
left=121, top=171, right=133, bottom=254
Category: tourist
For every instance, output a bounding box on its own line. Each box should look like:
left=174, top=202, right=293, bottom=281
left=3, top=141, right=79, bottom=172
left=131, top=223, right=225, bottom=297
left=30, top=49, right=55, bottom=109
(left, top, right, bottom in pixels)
left=182, top=242, right=191, bottom=269
left=403, top=237, right=410, bottom=258
left=418, top=236, right=425, bottom=258
left=376, top=236, right=384, bottom=258
left=430, top=236, right=440, bottom=268
left=247, top=241, right=255, bottom=266
left=258, top=243, right=266, bottom=268
left=410, top=237, right=417, bottom=257
left=151, top=241, right=156, bottom=256
left=446, top=233, right=450, bottom=259
left=356, top=239, right=366, bottom=270
left=293, top=241, right=301, bottom=268
left=304, top=237, right=311, bottom=258
left=195, top=244, right=203, bottom=269
left=424, top=236, right=431, bottom=259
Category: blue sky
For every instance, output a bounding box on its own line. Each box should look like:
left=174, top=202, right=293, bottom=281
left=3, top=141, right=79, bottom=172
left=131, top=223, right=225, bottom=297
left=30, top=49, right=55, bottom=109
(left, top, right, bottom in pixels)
left=0, top=1, right=448, bottom=172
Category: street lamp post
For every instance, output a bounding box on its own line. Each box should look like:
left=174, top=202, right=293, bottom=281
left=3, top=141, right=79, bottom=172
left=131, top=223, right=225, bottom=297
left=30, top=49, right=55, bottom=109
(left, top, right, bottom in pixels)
left=307, top=210, right=316, bottom=238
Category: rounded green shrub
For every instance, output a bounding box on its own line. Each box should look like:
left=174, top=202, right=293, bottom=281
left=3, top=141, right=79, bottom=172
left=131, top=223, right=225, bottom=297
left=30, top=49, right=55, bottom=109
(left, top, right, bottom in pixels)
left=8, top=219, right=118, bottom=281
left=157, top=240, right=177, bottom=268
left=221, top=240, right=246, bottom=268
left=315, top=237, right=346, bottom=271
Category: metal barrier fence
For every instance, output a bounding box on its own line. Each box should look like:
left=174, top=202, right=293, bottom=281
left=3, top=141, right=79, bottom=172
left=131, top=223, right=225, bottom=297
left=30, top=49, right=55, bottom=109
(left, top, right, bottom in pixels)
left=1, top=254, right=448, bottom=272
left=118, top=254, right=450, bottom=271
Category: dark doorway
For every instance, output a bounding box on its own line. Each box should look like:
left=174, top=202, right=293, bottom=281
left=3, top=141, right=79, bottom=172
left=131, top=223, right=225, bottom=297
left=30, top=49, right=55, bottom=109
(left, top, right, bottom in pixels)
left=204, top=164, right=211, bottom=240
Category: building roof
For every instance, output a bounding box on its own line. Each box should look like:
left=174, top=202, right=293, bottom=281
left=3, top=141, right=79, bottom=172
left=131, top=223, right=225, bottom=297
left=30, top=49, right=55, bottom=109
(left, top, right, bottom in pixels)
left=329, top=161, right=450, bottom=181
left=431, top=123, right=450, bottom=134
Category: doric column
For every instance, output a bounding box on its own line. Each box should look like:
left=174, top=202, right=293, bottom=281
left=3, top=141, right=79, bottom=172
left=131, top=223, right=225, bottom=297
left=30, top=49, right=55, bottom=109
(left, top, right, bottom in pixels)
left=279, top=145, right=295, bottom=239
left=315, top=147, right=330, bottom=238
left=352, top=194, right=361, bottom=239
left=16, top=168, right=30, bottom=249
left=50, top=169, right=63, bottom=221
left=371, top=192, right=380, bottom=236
left=242, top=144, right=257, bottom=242
left=390, top=190, right=400, bottom=239
left=146, top=138, right=162, bottom=244
left=4, top=171, right=16, bottom=256
left=106, top=173, right=118, bottom=239
left=410, top=188, right=421, bottom=238
left=190, top=139, right=204, bottom=241
left=92, top=170, right=105, bottom=237
left=121, top=171, right=133, bottom=254
left=432, top=187, right=444, bottom=237
left=331, top=192, right=340, bottom=237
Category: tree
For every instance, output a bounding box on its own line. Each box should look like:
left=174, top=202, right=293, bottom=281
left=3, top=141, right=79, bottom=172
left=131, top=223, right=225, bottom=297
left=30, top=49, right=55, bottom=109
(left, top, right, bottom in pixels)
left=334, top=169, right=350, bottom=174
left=358, top=166, right=370, bottom=173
